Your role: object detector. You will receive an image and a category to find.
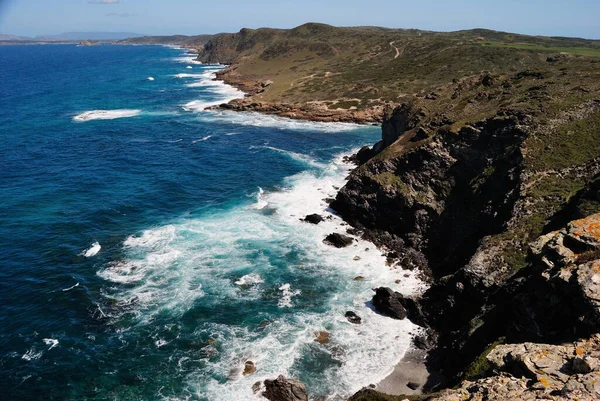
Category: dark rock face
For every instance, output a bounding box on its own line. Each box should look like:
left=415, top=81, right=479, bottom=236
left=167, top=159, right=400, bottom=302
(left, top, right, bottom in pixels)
left=263, top=375, right=308, bottom=401
left=323, top=233, right=354, bottom=248
left=345, top=311, right=362, bottom=324
left=303, top=214, right=323, bottom=224
left=333, top=111, right=527, bottom=278
left=355, top=146, right=375, bottom=165
left=371, top=287, right=407, bottom=320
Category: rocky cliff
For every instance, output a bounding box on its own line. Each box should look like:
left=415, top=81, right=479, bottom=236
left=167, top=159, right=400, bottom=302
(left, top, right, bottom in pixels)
left=331, top=55, right=600, bottom=397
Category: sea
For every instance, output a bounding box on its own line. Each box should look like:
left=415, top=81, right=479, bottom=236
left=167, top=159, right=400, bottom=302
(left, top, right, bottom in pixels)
left=0, top=44, right=423, bottom=400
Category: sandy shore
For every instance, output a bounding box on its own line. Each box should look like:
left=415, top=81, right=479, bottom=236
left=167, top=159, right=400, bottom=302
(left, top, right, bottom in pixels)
left=375, top=348, right=440, bottom=395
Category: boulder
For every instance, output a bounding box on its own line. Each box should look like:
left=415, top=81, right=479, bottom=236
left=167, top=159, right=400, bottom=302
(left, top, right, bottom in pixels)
left=324, top=233, right=354, bottom=248
left=263, top=375, right=308, bottom=401
left=303, top=214, right=324, bottom=224
left=372, top=287, right=407, bottom=320
left=355, top=146, right=374, bottom=164
left=243, top=360, right=256, bottom=375
left=345, top=311, right=362, bottom=324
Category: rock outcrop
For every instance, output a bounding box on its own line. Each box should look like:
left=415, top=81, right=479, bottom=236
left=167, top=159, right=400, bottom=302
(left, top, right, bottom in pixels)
left=428, top=335, right=600, bottom=401
left=371, top=287, right=407, bottom=320
left=263, top=375, right=308, bottom=401
left=324, top=233, right=354, bottom=248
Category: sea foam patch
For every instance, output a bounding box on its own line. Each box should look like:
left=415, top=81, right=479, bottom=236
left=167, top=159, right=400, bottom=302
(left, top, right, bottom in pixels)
left=73, top=109, right=141, bottom=122
left=97, top=148, right=426, bottom=399
left=200, top=110, right=363, bottom=133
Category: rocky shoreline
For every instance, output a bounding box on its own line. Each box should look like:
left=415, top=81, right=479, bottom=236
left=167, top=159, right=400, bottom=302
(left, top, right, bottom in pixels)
left=208, top=68, right=384, bottom=124
left=191, top=37, right=600, bottom=399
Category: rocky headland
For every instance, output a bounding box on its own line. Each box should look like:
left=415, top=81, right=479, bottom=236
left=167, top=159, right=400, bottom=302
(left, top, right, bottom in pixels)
left=170, top=23, right=600, bottom=400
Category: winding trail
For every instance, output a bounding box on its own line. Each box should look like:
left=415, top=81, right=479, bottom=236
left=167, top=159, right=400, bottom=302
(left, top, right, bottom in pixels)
left=390, top=41, right=400, bottom=59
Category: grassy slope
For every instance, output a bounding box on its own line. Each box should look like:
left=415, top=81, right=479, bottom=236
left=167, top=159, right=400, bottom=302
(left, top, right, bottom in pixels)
left=196, top=23, right=600, bottom=111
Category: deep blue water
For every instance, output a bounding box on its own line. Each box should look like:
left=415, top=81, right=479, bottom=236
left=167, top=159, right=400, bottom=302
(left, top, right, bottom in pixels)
left=0, top=44, right=420, bottom=400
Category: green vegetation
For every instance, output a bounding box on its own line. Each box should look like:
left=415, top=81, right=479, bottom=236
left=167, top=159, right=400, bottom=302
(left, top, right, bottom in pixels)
left=527, top=111, right=600, bottom=171
left=480, top=41, right=600, bottom=57
left=195, top=23, right=600, bottom=110
left=463, top=338, right=505, bottom=381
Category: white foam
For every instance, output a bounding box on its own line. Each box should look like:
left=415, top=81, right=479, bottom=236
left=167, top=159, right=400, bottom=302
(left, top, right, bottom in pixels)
left=147, top=77, right=155, bottom=81
left=97, top=148, right=427, bottom=399
left=277, top=283, right=301, bottom=308
left=62, top=282, right=80, bottom=292
left=252, top=187, right=268, bottom=210
left=252, top=146, right=327, bottom=169
left=199, top=110, right=363, bottom=133
left=234, top=273, right=265, bottom=286
left=43, top=338, right=59, bottom=350
left=73, top=109, right=141, bottom=122
left=21, top=348, right=43, bottom=361
left=191, top=135, right=212, bottom=143
left=173, top=55, right=202, bottom=65
left=179, top=68, right=244, bottom=112
left=81, top=242, right=101, bottom=257
left=186, top=66, right=193, bottom=69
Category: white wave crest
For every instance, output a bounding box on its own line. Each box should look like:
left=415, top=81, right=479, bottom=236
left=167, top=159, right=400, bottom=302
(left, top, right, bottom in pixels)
left=277, top=283, right=301, bottom=308
left=73, top=109, right=141, bottom=122
left=191, top=135, right=212, bottom=143
left=97, top=149, right=427, bottom=398
left=43, top=338, right=59, bottom=350
left=147, top=77, right=154, bottom=81
left=199, top=110, right=363, bottom=132
left=252, top=187, right=268, bottom=210
left=81, top=242, right=101, bottom=257
left=234, top=273, right=265, bottom=286
left=22, top=348, right=43, bottom=361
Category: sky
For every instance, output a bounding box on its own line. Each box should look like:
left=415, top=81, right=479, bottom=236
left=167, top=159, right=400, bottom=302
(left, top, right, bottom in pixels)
left=0, top=0, right=599, bottom=39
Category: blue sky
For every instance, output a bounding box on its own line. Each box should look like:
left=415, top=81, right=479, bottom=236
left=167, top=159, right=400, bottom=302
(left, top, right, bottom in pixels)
left=1, top=0, right=599, bottom=39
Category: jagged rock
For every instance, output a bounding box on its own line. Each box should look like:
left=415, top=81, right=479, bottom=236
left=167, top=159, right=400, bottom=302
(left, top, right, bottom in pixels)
left=345, top=311, right=362, bottom=324
left=263, top=375, right=308, bottom=401
left=356, top=146, right=375, bottom=164
left=323, top=233, right=354, bottom=248
left=372, top=287, right=407, bottom=319
left=303, top=214, right=324, bottom=224
left=252, top=381, right=262, bottom=393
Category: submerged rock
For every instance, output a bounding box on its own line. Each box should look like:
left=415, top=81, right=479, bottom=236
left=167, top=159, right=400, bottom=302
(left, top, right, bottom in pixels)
left=345, top=311, right=362, bottom=324
left=323, top=233, right=354, bottom=248
left=243, top=360, right=256, bottom=375
left=263, top=375, right=308, bottom=401
left=314, top=331, right=330, bottom=344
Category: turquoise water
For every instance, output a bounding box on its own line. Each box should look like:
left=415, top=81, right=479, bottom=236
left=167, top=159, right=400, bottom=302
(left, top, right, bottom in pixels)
left=0, top=44, right=422, bottom=400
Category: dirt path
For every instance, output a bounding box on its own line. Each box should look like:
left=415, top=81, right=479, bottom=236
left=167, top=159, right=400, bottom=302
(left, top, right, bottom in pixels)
left=390, top=41, right=400, bottom=59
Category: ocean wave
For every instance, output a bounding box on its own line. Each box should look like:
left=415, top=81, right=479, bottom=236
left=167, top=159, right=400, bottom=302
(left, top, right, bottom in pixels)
left=234, top=273, right=265, bottom=286
left=43, top=338, right=59, bottom=350
left=252, top=146, right=327, bottom=169
left=199, top=110, right=363, bottom=132
left=179, top=68, right=244, bottom=112
left=72, top=109, right=141, bottom=122
left=96, top=148, right=426, bottom=398
left=81, top=242, right=101, bottom=257
left=191, top=135, right=212, bottom=143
